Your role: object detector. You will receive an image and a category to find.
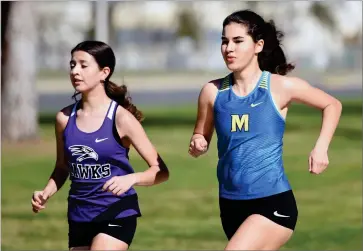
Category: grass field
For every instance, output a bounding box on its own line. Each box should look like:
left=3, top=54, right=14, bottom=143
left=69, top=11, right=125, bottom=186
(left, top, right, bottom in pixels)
left=2, top=99, right=362, bottom=250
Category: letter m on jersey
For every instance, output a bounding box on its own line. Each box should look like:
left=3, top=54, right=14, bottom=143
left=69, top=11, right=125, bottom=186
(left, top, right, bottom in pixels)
left=231, top=114, right=249, bottom=132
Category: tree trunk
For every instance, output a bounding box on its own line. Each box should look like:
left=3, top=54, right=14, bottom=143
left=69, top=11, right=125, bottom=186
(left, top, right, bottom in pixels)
left=1, top=2, right=39, bottom=142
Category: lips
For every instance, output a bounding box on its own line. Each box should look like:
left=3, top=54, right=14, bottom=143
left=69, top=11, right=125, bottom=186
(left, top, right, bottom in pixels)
left=72, top=79, right=83, bottom=84
left=226, top=56, right=235, bottom=62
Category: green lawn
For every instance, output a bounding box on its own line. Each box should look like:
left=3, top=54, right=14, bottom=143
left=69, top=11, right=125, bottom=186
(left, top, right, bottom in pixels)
left=2, top=99, right=362, bottom=250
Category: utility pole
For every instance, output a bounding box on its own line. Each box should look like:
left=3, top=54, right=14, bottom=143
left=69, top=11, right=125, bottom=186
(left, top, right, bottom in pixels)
left=95, top=1, right=109, bottom=43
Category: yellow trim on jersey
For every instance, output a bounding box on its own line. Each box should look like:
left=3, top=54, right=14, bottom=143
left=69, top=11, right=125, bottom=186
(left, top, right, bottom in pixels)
left=259, top=71, right=269, bottom=89
left=219, top=74, right=230, bottom=91
left=219, top=72, right=269, bottom=91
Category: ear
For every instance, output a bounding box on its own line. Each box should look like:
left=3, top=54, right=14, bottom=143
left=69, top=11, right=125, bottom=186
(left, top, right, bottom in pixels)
left=255, top=39, right=264, bottom=54
left=101, top=67, right=111, bottom=81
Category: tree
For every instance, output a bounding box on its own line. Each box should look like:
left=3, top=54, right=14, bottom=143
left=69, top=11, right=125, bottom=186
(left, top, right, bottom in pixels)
left=176, top=5, right=201, bottom=48
left=1, top=2, right=39, bottom=142
left=309, top=2, right=336, bottom=32
left=87, top=2, right=116, bottom=46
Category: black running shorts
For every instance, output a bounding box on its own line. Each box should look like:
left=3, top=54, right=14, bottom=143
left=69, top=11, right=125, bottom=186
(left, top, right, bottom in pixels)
left=68, top=216, right=137, bottom=248
left=219, top=190, right=298, bottom=240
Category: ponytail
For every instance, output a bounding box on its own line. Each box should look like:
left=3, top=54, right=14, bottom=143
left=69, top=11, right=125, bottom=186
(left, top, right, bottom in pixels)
left=104, top=80, right=144, bottom=122
left=258, top=20, right=295, bottom=75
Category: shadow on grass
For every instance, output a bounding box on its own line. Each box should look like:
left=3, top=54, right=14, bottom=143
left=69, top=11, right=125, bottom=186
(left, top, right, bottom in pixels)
left=286, top=123, right=361, bottom=142
left=288, top=101, right=362, bottom=116
left=39, top=100, right=361, bottom=141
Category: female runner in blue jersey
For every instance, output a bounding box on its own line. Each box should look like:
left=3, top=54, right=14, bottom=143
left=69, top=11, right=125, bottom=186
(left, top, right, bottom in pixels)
left=31, top=41, right=169, bottom=250
left=189, top=10, right=342, bottom=250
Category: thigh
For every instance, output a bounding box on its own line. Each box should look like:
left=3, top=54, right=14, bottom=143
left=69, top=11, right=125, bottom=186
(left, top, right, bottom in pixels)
left=91, top=233, right=129, bottom=251
left=219, top=197, right=251, bottom=240
left=68, top=221, right=96, bottom=249
left=90, top=217, right=138, bottom=250
left=225, top=214, right=293, bottom=250
left=225, top=190, right=298, bottom=250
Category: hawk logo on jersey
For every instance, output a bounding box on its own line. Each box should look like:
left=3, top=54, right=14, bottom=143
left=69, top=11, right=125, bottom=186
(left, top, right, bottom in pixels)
left=69, top=145, right=99, bottom=162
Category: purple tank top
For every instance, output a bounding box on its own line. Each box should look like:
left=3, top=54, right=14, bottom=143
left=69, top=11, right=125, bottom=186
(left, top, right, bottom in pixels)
left=64, top=100, right=141, bottom=222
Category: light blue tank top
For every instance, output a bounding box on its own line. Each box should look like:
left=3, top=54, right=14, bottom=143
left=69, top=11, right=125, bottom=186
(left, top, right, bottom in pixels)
left=214, top=71, right=291, bottom=200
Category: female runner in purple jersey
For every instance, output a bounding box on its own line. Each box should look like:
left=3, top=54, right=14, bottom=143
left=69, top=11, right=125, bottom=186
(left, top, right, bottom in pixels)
left=188, top=10, right=342, bottom=250
left=31, top=41, right=169, bottom=250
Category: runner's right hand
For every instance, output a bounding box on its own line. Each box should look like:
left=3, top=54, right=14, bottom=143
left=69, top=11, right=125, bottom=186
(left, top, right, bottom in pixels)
left=189, top=137, right=208, bottom=158
left=31, top=190, right=49, bottom=213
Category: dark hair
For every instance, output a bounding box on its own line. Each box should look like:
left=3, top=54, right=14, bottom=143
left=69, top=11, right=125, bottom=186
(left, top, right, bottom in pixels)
left=223, top=10, right=295, bottom=75
left=71, top=40, right=143, bottom=122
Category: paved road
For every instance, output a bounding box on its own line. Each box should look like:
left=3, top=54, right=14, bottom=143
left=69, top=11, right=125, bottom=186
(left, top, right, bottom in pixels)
left=39, top=87, right=361, bottom=113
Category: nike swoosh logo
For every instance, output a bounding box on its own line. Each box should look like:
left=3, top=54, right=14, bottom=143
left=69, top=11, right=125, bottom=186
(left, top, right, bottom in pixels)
left=250, top=102, right=263, bottom=107
left=95, top=138, right=108, bottom=143
left=108, top=223, right=122, bottom=227
left=273, top=211, right=290, bottom=218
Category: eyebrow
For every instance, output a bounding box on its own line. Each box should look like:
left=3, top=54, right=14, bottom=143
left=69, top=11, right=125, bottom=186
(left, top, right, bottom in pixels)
left=69, top=59, right=88, bottom=64
left=221, top=36, right=244, bottom=40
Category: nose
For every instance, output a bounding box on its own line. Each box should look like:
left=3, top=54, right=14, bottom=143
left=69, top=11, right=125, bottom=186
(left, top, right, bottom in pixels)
left=70, top=65, right=79, bottom=76
left=226, top=41, right=235, bottom=53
